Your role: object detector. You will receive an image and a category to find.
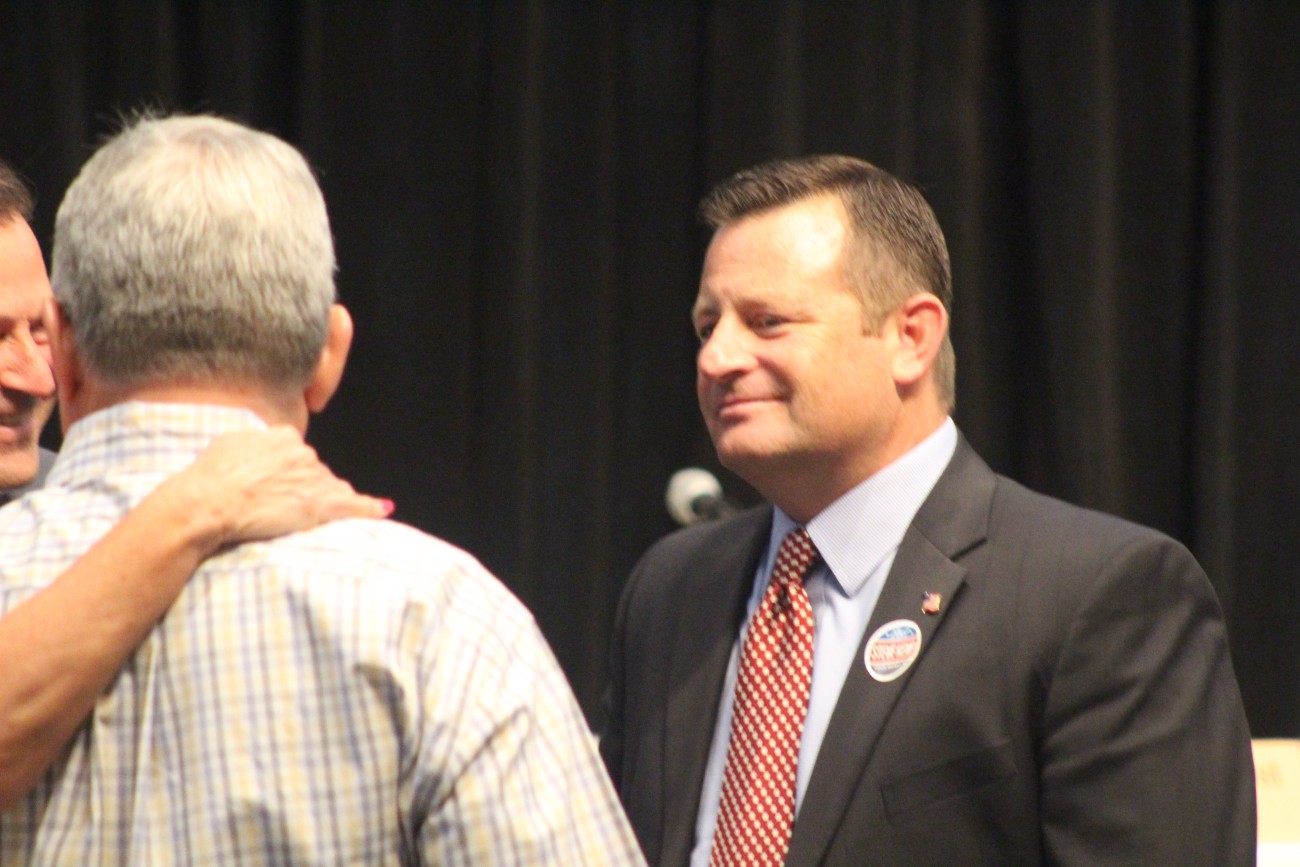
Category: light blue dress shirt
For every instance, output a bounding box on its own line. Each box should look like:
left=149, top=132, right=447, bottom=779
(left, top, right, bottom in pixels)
left=690, top=418, right=959, bottom=866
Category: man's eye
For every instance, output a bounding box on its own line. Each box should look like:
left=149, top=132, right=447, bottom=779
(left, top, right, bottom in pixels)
left=755, top=315, right=784, bottom=330
left=695, top=322, right=715, bottom=341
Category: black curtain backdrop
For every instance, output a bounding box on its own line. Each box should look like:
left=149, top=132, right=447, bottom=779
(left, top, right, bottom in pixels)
left=2, top=1, right=1297, bottom=735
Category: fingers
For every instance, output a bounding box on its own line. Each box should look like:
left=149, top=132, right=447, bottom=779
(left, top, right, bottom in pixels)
left=296, top=475, right=394, bottom=524
left=178, top=427, right=393, bottom=545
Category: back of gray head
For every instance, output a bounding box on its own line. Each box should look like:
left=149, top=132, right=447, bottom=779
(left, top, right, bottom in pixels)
left=51, top=114, right=336, bottom=391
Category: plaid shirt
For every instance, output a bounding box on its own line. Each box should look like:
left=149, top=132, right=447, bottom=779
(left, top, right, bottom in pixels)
left=0, top=402, right=645, bottom=867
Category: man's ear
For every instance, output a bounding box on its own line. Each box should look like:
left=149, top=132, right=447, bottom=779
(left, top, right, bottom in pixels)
left=304, top=304, right=353, bottom=414
left=890, top=292, right=948, bottom=388
left=43, top=297, right=83, bottom=408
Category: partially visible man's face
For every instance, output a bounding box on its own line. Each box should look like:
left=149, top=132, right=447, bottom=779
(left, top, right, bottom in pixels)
left=0, top=216, right=56, bottom=490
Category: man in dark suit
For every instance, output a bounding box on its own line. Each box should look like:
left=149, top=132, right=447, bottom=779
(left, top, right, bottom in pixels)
left=601, top=155, right=1256, bottom=866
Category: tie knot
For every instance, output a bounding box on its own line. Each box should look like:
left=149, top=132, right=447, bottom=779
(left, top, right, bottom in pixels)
left=772, top=527, right=817, bottom=587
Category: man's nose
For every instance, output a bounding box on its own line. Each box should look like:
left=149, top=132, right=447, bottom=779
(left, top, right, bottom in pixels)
left=0, top=330, right=56, bottom=399
left=697, top=318, right=752, bottom=380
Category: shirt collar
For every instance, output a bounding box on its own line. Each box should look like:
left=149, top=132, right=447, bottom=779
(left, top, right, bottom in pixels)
left=768, top=417, right=958, bottom=596
left=47, top=401, right=269, bottom=489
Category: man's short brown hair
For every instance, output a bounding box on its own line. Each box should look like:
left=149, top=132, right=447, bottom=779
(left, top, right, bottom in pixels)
left=0, top=157, right=35, bottom=223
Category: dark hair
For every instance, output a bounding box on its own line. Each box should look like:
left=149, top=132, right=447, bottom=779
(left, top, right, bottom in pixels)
left=699, top=154, right=955, bottom=408
left=0, top=157, right=35, bottom=222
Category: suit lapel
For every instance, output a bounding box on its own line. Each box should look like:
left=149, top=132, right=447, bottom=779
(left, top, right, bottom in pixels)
left=660, top=508, right=771, bottom=867
left=786, top=439, right=996, bottom=866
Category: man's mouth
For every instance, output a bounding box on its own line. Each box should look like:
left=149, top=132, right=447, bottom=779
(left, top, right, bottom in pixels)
left=714, top=393, right=779, bottom=418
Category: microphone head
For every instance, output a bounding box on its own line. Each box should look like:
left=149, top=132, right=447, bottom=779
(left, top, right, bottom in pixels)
left=666, top=467, right=723, bottom=526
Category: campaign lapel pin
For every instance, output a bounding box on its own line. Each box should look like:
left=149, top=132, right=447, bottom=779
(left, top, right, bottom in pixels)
left=921, top=591, right=942, bottom=615
left=864, top=619, right=923, bottom=682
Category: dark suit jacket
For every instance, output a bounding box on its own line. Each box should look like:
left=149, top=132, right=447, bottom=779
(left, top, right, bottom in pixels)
left=601, top=438, right=1256, bottom=866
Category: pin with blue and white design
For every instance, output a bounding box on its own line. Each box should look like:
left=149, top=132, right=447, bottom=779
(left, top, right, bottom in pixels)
left=864, top=619, right=923, bottom=682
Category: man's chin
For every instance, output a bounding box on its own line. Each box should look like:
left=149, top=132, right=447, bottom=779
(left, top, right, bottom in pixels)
left=712, top=433, right=786, bottom=475
left=0, top=449, right=41, bottom=492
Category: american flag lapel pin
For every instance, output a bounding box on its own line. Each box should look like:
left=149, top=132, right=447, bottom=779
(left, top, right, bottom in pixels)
left=921, top=591, right=942, bottom=615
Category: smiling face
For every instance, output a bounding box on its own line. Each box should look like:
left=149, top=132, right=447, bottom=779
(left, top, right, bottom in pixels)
left=0, top=216, right=56, bottom=490
left=692, top=193, right=904, bottom=520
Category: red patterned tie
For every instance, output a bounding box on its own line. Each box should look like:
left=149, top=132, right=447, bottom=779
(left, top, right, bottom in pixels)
left=710, top=528, right=818, bottom=867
